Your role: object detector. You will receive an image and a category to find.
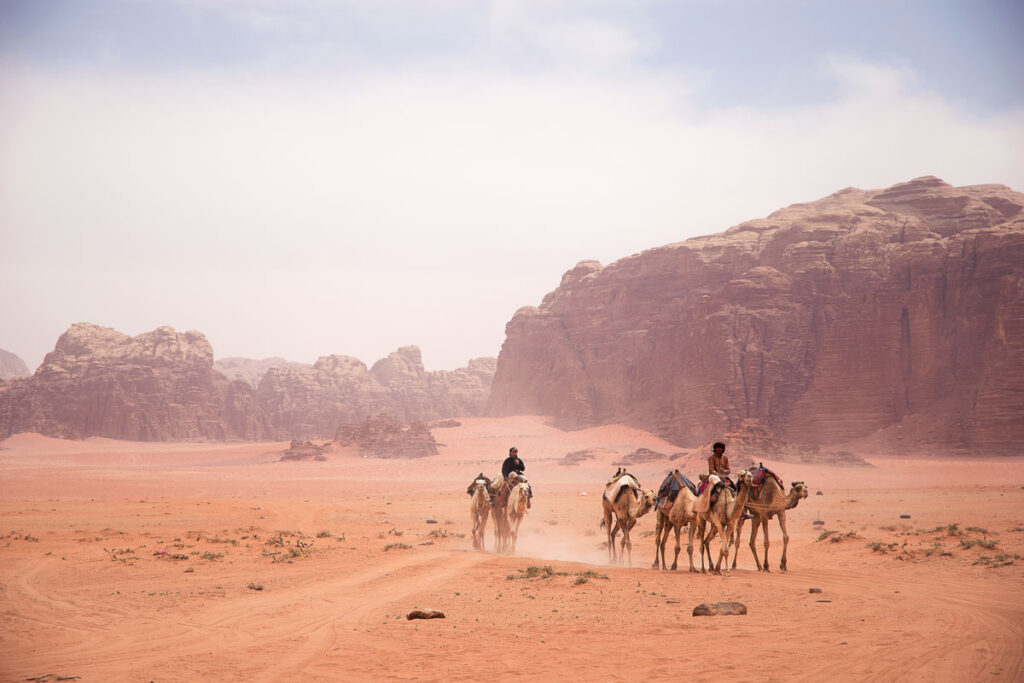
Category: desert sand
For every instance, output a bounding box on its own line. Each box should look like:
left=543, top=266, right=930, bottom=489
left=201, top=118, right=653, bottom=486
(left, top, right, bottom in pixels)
left=2, top=416, right=1022, bottom=682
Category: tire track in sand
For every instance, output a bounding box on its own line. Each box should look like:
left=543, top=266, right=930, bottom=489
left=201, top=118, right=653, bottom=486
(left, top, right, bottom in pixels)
left=8, top=548, right=489, bottom=681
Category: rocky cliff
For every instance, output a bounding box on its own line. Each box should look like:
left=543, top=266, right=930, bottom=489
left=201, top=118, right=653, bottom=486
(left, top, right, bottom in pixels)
left=257, top=347, right=496, bottom=440
left=0, top=326, right=496, bottom=442
left=0, top=348, right=30, bottom=380
left=0, top=324, right=268, bottom=441
left=487, top=177, right=1024, bottom=455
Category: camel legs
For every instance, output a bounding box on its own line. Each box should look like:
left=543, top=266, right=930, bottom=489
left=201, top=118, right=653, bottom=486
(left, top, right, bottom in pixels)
left=619, top=519, right=637, bottom=566
left=604, top=508, right=618, bottom=564
left=669, top=522, right=683, bottom=571
left=478, top=508, right=489, bottom=551
left=652, top=511, right=667, bottom=569
left=777, top=511, right=790, bottom=572
left=493, top=506, right=509, bottom=553
left=471, top=508, right=479, bottom=550
left=508, top=512, right=523, bottom=553
left=748, top=517, right=770, bottom=571
left=683, top=521, right=698, bottom=572
left=701, top=520, right=731, bottom=575
left=731, top=516, right=746, bottom=569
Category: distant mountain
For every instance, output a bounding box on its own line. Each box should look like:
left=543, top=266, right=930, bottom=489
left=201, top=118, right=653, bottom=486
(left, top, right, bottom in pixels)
left=487, top=176, right=1024, bottom=456
left=0, top=324, right=496, bottom=442
left=0, top=348, right=29, bottom=380
left=213, top=357, right=311, bottom=387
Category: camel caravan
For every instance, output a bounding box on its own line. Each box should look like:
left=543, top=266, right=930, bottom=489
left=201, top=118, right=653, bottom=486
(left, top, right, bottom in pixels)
left=468, top=442, right=809, bottom=576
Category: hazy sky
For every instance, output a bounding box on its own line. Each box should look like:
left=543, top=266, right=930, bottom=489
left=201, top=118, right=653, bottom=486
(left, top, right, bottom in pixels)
left=2, top=0, right=1022, bottom=372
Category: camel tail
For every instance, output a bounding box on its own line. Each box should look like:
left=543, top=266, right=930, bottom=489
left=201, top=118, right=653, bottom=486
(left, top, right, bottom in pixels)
left=600, top=517, right=606, bottom=529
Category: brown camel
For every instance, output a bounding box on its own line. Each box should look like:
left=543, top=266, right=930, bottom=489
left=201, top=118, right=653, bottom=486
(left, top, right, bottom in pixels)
left=492, top=471, right=528, bottom=553
left=468, top=476, right=491, bottom=551
left=602, top=472, right=655, bottom=566
left=693, top=470, right=753, bottom=576
left=731, top=478, right=809, bottom=572
left=504, top=480, right=531, bottom=553
left=652, top=484, right=701, bottom=571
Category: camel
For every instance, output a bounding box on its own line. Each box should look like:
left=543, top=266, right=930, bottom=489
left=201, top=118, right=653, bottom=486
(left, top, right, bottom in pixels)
left=504, top=480, right=531, bottom=553
left=652, top=484, right=700, bottom=571
left=491, top=471, right=529, bottom=553
left=601, top=472, right=655, bottom=566
left=468, top=476, right=491, bottom=551
left=731, top=477, right=809, bottom=572
left=693, top=470, right=753, bottom=576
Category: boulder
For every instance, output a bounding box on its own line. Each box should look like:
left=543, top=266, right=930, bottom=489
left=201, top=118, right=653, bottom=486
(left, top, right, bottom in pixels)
left=692, top=602, right=748, bottom=616
left=335, top=414, right=439, bottom=458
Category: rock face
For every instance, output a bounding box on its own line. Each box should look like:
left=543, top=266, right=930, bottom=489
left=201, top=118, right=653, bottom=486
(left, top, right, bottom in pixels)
left=0, top=326, right=496, bottom=442
left=0, top=348, right=30, bottom=380
left=335, top=413, right=439, bottom=458
left=487, top=177, right=1024, bottom=455
left=213, top=357, right=311, bottom=387
left=257, top=348, right=495, bottom=440
left=0, top=324, right=268, bottom=441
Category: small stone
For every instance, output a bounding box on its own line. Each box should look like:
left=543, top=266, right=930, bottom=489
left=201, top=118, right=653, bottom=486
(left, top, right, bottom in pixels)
left=692, top=602, right=747, bottom=617
left=816, top=600, right=832, bottom=603
left=426, top=519, right=438, bottom=524
left=816, top=491, right=823, bottom=496
left=809, top=588, right=823, bottom=593
left=900, top=514, right=911, bottom=519
left=407, top=609, right=445, bottom=620
left=812, top=520, right=825, bottom=526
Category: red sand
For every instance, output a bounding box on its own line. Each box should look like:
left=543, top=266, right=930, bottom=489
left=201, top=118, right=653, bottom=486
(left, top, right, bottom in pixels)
left=2, top=416, right=1022, bottom=681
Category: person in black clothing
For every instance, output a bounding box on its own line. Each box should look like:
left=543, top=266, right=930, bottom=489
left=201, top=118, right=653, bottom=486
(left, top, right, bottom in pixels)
left=502, top=446, right=525, bottom=478
left=495, top=446, right=531, bottom=507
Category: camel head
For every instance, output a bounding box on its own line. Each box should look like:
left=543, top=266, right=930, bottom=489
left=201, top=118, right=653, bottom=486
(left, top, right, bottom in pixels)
left=637, top=490, right=657, bottom=517
left=790, top=481, right=809, bottom=501
left=736, top=469, right=753, bottom=487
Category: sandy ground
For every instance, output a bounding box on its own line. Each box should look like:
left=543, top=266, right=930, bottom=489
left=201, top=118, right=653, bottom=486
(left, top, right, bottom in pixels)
left=1, top=416, right=1023, bottom=682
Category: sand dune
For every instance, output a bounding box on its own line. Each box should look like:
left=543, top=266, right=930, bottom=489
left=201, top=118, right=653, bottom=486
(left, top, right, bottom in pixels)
left=2, top=417, right=1022, bottom=681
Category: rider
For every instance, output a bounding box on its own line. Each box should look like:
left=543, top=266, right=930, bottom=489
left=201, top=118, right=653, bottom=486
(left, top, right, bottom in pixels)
left=502, top=446, right=525, bottom=479
left=495, top=446, right=531, bottom=508
left=708, top=441, right=736, bottom=492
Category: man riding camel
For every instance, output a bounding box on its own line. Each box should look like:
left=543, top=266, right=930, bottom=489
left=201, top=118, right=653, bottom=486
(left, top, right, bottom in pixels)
left=492, top=446, right=531, bottom=508
left=708, top=441, right=735, bottom=491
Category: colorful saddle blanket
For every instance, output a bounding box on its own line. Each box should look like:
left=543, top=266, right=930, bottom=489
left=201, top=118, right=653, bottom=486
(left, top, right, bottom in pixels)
left=656, top=470, right=697, bottom=509
left=749, top=466, right=784, bottom=501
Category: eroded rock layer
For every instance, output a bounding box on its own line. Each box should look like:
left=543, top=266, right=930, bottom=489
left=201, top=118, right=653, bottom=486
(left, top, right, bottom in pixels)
left=0, top=348, right=30, bottom=380
left=0, top=324, right=268, bottom=441
left=487, top=177, right=1024, bottom=455
left=0, top=326, right=495, bottom=442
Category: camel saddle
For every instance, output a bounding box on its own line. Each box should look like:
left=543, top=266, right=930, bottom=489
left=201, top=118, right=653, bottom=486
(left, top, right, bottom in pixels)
left=494, top=471, right=529, bottom=509
left=748, top=466, right=784, bottom=501
left=656, top=470, right=697, bottom=511
left=694, top=476, right=724, bottom=514
left=466, top=473, right=491, bottom=496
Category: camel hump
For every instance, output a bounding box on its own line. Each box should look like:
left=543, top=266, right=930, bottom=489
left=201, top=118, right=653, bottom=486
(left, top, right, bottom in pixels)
left=749, top=466, right=784, bottom=491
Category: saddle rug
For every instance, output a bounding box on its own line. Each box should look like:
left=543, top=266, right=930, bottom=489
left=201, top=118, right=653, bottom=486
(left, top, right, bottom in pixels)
left=749, top=466, right=784, bottom=501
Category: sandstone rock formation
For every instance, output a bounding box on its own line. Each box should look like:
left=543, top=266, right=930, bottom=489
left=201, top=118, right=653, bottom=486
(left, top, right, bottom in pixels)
left=213, top=357, right=311, bottom=387
left=335, top=413, right=439, bottom=458
left=0, top=348, right=30, bottom=380
left=279, top=440, right=332, bottom=461
left=487, top=177, right=1024, bottom=456
left=257, top=348, right=495, bottom=440
left=0, top=325, right=495, bottom=442
left=0, top=324, right=268, bottom=441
